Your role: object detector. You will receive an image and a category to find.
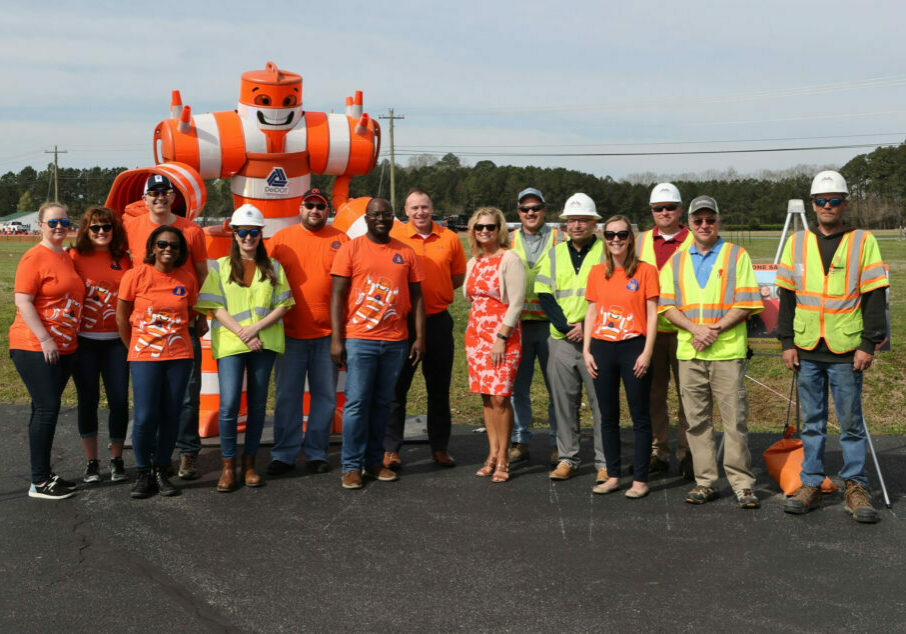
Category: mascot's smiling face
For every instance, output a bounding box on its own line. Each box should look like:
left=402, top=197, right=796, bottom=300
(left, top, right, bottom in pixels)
left=238, top=61, right=303, bottom=131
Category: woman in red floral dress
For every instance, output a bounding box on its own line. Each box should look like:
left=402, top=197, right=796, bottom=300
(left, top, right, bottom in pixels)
left=463, top=207, right=526, bottom=482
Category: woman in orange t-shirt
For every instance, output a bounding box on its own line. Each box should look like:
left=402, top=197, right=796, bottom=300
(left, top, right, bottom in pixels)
left=582, top=215, right=659, bottom=499
left=9, top=202, right=85, bottom=500
left=69, top=206, right=132, bottom=485
left=117, top=226, right=198, bottom=499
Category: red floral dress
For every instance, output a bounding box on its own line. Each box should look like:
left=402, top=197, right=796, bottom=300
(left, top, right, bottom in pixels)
left=464, top=253, right=522, bottom=396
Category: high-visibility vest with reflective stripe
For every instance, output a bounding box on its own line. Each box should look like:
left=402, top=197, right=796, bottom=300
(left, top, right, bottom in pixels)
left=775, top=229, right=888, bottom=353
left=510, top=226, right=565, bottom=320
left=194, top=256, right=295, bottom=359
left=534, top=238, right=606, bottom=339
left=658, top=242, right=763, bottom=360
left=637, top=228, right=694, bottom=333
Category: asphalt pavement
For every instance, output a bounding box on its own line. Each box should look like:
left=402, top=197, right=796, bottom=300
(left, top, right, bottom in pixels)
left=1, top=403, right=905, bottom=633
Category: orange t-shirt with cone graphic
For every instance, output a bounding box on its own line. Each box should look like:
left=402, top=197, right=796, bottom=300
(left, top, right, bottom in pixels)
left=586, top=261, right=659, bottom=342
left=69, top=249, right=132, bottom=335
left=330, top=236, right=424, bottom=342
left=118, top=264, right=198, bottom=362
left=9, top=244, right=85, bottom=354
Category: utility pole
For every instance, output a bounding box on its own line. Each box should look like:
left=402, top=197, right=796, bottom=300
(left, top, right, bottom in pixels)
left=44, top=145, right=68, bottom=202
left=378, top=109, right=404, bottom=213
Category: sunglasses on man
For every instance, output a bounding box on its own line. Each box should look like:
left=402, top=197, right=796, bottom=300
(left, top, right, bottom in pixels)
left=813, top=197, right=845, bottom=208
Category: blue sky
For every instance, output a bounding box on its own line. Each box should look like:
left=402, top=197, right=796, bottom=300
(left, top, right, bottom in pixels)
left=2, top=0, right=905, bottom=181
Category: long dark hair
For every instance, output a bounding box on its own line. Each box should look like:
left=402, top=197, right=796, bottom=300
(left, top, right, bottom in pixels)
left=602, top=215, right=639, bottom=279
left=228, top=233, right=276, bottom=287
left=74, top=206, right=127, bottom=260
left=143, top=225, right=189, bottom=268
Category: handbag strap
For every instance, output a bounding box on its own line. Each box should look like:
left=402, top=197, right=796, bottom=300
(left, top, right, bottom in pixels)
left=782, top=371, right=799, bottom=438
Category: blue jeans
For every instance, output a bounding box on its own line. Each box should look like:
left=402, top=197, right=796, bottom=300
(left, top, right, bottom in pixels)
left=217, top=350, right=276, bottom=460
left=341, top=339, right=408, bottom=472
left=175, top=328, right=202, bottom=456
left=272, top=335, right=338, bottom=463
left=797, top=359, right=868, bottom=487
left=10, top=349, right=75, bottom=484
left=72, top=337, right=129, bottom=442
left=510, top=320, right=557, bottom=445
left=131, top=359, right=192, bottom=469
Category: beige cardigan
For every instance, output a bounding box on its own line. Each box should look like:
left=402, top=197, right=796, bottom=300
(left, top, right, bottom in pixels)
left=463, top=248, right=526, bottom=328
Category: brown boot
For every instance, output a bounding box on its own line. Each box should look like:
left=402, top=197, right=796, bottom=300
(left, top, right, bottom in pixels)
left=242, top=454, right=263, bottom=487
left=217, top=458, right=236, bottom=492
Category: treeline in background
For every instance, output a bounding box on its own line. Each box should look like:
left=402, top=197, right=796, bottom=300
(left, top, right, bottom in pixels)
left=4, top=141, right=906, bottom=230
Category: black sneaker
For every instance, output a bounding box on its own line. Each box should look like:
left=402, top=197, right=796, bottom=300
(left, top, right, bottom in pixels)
left=50, top=473, right=78, bottom=491
left=110, top=457, right=128, bottom=482
left=130, top=469, right=156, bottom=499
left=267, top=460, right=296, bottom=476
left=29, top=479, right=76, bottom=500
left=83, top=460, right=101, bottom=483
left=154, top=467, right=180, bottom=497
left=306, top=460, right=329, bottom=474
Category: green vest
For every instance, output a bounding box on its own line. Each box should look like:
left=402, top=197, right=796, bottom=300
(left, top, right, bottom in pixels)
left=637, top=228, right=694, bottom=333
left=534, top=238, right=606, bottom=339
left=510, top=226, right=565, bottom=321
left=195, top=256, right=294, bottom=359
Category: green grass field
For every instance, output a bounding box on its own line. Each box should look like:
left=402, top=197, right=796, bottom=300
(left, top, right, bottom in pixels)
left=2, top=230, right=904, bottom=434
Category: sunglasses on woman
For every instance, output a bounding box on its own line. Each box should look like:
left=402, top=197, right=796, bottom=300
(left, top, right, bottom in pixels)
left=235, top=228, right=261, bottom=238
left=44, top=218, right=71, bottom=229
left=155, top=240, right=181, bottom=250
left=604, top=230, right=630, bottom=241
left=89, top=224, right=113, bottom=233
left=474, top=223, right=499, bottom=232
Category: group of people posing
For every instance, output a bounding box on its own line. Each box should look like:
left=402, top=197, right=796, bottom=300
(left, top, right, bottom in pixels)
left=10, top=170, right=888, bottom=523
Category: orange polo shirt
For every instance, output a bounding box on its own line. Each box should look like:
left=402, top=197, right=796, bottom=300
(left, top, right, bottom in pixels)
left=390, top=221, right=466, bottom=315
left=268, top=223, right=349, bottom=339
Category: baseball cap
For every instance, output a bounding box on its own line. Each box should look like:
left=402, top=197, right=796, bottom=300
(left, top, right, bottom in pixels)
left=144, top=174, right=173, bottom=193
left=560, top=193, right=601, bottom=219
left=687, top=195, right=719, bottom=217
left=302, top=188, right=329, bottom=205
left=517, top=187, right=545, bottom=204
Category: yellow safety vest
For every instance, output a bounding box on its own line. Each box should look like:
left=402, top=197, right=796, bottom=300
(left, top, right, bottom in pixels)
left=775, top=229, right=888, bottom=353
left=658, top=242, right=763, bottom=360
left=534, top=238, right=606, bottom=339
left=637, top=228, right=695, bottom=333
left=195, top=256, right=295, bottom=359
left=510, top=226, right=565, bottom=321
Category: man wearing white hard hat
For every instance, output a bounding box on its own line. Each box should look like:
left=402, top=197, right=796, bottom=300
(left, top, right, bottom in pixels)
left=775, top=170, right=889, bottom=523
left=535, top=193, right=604, bottom=483
left=123, top=174, right=209, bottom=480
left=267, top=188, right=349, bottom=476
left=637, top=183, right=694, bottom=478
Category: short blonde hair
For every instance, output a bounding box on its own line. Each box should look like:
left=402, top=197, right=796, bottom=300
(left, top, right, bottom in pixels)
left=467, top=207, right=510, bottom=257
left=38, top=201, right=68, bottom=222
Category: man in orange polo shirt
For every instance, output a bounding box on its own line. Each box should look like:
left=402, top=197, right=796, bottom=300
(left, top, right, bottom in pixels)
left=123, top=174, right=208, bottom=480
left=267, top=188, right=349, bottom=475
left=383, top=188, right=466, bottom=469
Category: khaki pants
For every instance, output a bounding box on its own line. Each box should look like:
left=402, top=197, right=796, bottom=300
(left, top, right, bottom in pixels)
left=649, top=332, right=688, bottom=461
left=678, top=358, right=754, bottom=491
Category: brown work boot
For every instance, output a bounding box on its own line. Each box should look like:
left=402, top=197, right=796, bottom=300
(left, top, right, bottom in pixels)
left=784, top=485, right=821, bottom=515
left=508, top=443, right=530, bottom=464
left=241, top=454, right=263, bottom=487
left=383, top=451, right=402, bottom=470
left=216, top=458, right=235, bottom=492
left=431, top=450, right=456, bottom=467
left=844, top=480, right=880, bottom=524
left=364, top=465, right=399, bottom=482
left=178, top=453, right=199, bottom=480
left=649, top=455, right=669, bottom=474
left=341, top=470, right=363, bottom=489
left=549, top=461, right=578, bottom=481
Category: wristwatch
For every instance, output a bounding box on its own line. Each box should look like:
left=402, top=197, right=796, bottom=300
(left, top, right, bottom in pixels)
left=496, top=332, right=508, bottom=341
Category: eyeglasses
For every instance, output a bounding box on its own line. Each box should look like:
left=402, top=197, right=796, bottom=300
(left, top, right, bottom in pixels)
left=813, top=197, right=845, bottom=208
left=651, top=204, right=679, bottom=213
left=43, top=218, right=71, bottom=229
left=565, top=218, right=592, bottom=225
left=155, top=240, right=181, bottom=250
left=474, top=223, right=499, bottom=232
left=89, top=224, right=113, bottom=233
left=146, top=189, right=173, bottom=198
left=691, top=217, right=718, bottom=226
left=604, top=230, right=630, bottom=241
left=304, top=202, right=327, bottom=210
left=518, top=204, right=545, bottom=213
left=235, top=228, right=261, bottom=239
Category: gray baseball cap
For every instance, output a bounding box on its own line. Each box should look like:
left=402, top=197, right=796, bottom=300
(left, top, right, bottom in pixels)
left=517, top=187, right=545, bottom=204
left=688, top=195, right=719, bottom=217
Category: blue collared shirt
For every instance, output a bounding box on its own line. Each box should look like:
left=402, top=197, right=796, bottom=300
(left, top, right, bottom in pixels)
left=689, top=237, right=725, bottom=289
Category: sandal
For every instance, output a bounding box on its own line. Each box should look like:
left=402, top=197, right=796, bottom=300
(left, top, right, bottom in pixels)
left=492, top=462, right=510, bottom=483
left=476, top=458, right=497, bottom=477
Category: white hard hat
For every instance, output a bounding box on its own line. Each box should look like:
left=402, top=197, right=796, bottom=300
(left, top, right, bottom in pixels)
left=810, top=170, right=848, bottom=196
left=649, top=182, right=682, bottom=205
left=560, top=193, right=601, bottom=219
left=230, top=204, right=265, bottom=227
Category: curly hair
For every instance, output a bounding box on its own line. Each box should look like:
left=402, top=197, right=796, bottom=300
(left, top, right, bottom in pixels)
left=143, top=225, right=189, bottom=268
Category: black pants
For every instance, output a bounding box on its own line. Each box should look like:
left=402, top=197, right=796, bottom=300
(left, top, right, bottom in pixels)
left=590, top=337, right=653, bottom=482
left=384, top=310, right=454, bottom=453
left=72, top=336, right=130, bottom=442
left=10, top=349, right=74, bottom=484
